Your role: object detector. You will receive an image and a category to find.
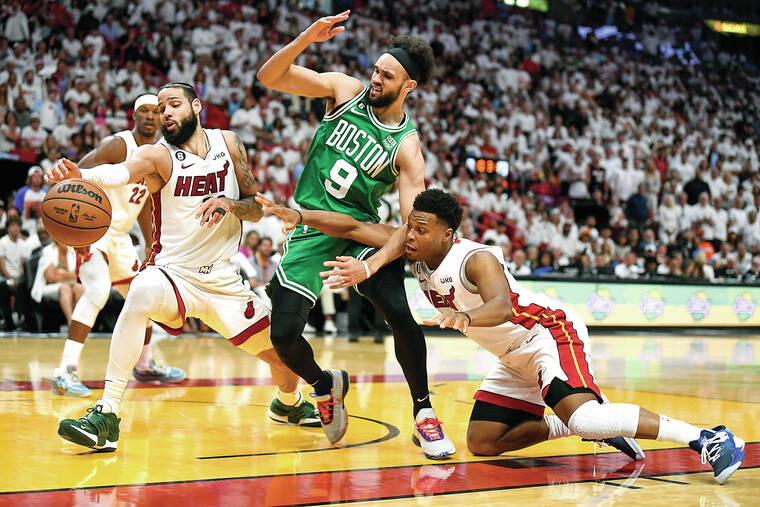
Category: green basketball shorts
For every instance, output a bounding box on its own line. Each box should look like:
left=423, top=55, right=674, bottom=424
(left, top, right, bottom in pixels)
left=274, top=225, right=374, bottom=304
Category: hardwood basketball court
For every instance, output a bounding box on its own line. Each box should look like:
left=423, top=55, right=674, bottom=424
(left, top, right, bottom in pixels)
left=1, top=332, right=757, bottom=505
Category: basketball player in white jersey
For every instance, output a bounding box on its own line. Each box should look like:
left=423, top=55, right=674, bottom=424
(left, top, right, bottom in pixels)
left=46, top=82, right=319, bottom=452
left=51, top=94, right=185, bottom=397
left=256, top=189, right=745, bottom=485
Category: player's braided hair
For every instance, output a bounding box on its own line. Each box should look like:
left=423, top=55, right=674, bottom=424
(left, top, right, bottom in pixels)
left=413, top=189, right=462, bottom=231
left=388, top=35, right=435, bottom=86
left=158, top=82, right=198, bottom=104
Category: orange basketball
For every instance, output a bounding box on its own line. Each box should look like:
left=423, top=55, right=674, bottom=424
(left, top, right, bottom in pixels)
left=41, top=178, right=112, bottom=247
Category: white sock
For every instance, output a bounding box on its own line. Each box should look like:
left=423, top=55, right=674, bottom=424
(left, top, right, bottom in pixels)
left=545, top=414, right=574, bottom=440
left=278, top=390, right=301, bottom=406
left=656, top=414, right=703, bottom=445
left=136, top=344, right=153, bottom=370
left=59, top=340, right=84, bottom=373
left=99, top=376, right=128, bottom=415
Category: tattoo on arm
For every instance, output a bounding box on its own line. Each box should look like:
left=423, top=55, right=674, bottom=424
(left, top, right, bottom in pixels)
left=229, top=135, right=263, bottom=222
left=230, top=195, right=263, bottom=222
left=234, top=136, right=257, bottom=193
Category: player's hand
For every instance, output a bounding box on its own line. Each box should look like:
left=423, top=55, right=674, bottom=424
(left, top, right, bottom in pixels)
left=45, top=158, right=81, bottom=184
left=301, top=10, right=350, bottom=43
left=320, top=256, right=368, bottom=289
left=196, top=197, right=232, bottom=228
left=423, top=309, right=471, bottom=334
left=254, top=193, right=300, bottom=233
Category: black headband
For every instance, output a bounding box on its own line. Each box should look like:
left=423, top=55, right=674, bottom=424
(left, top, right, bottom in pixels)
left=386, top=47, right=421, bottom=82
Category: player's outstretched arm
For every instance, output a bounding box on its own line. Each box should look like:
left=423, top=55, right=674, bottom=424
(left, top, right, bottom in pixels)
left=254, top=192, right=394, bottom=246
left=256, top=10, right=362, bottom=101
left=423, top=252, right=513, bottom=333
left=45, top=145, right=169, bottom=193
left=197, top=131, right=263, bottom=226
left=78, top=136, right=128, bottom=169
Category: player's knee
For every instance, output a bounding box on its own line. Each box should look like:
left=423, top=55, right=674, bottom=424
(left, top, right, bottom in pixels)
left=82, top=277, right=110, bottom=308
left=466, top=434, right=501, bottom=456
left=567, top=400, right=639, bottom=440
left=123, top=273, right=166, bottom=315
left=269, top=313, right=305, bottom=352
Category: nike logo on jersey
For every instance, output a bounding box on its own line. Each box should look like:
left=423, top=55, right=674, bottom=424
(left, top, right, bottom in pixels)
left=181, top=163, right=195, bottom=169
left=351, top=106, right=366, bottom=115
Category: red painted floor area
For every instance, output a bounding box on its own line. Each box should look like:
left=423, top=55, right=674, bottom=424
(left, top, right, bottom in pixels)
left=2, top=443, right=755, bottom=506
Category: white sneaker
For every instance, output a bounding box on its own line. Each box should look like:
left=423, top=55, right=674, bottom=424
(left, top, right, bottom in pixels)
left=310, top=369, right=350, bottom=444
left=412, top=408, right=456, bottom=460
left=303, top=323, right=317, bottom=334
left=324, top=319, right=337, bottom=334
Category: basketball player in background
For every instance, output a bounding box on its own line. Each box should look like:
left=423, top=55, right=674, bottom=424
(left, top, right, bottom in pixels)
left=256, top=189, right=745, bottom=485
left=47, top=82, right=319, bottom=452
left=256, top=10, right=455, bottom=457
left=51, top=94, right=185, bottom=397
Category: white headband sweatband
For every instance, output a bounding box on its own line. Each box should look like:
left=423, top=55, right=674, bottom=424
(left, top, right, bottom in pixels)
left=134, top=94, right=158, bottom=111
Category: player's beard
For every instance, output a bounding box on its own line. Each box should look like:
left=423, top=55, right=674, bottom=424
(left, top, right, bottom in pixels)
left=161, top=112, right=198, bottom=146
left=366, top=82, right=403, bottom=108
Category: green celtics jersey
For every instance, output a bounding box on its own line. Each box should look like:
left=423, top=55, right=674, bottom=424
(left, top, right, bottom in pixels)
left=294, top=86, right=418, bottom=223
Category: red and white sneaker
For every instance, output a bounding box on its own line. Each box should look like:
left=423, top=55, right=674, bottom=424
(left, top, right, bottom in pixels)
left=310, top=369, right=350, bottom=444
left=412, top=408, right=456, bottom=460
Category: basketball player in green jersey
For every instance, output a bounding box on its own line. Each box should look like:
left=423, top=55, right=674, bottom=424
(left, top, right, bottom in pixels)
left=257, top=10, right=456, bottom=458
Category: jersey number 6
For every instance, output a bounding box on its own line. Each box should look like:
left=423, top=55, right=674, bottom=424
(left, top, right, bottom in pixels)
left=324, top=159, right=357, bottom=199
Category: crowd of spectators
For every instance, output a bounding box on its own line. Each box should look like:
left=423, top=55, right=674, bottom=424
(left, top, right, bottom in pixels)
left=1, top=0, right=759, bottom=287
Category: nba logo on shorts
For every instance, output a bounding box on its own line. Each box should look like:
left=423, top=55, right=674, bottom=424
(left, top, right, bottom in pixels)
left=68, top=203, right=80, bottom=223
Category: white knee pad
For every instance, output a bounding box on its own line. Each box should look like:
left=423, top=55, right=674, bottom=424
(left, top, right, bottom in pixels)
left=567, top=400, right=640, bottom=440
left=123, top=270, right=170, bottom=317
left=71, top=251, right=111, bottom=327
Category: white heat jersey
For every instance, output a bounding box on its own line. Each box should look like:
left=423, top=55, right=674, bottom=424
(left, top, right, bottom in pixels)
left=103, top=130, right=149, bottom=234
left=413, top=238, right=571, bottom=360
left=148, top=128, right=241, bottom=269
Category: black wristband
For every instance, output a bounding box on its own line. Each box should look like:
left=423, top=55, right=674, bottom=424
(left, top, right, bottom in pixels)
left=296, top=209, right=303, bottom=224
left=458, top=311, right=472, bottom=326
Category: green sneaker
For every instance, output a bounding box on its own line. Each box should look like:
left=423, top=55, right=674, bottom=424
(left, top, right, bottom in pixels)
left=58, top=404, right=121, bottom=452
left=268, top=392, right=321, bottom=427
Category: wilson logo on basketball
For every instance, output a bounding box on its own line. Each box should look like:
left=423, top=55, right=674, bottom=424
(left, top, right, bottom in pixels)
left=244, top=300, right=255, bottom=319
left=68, top=203, right=80, bottom=223
left=56, top=183, right=104, bottom=204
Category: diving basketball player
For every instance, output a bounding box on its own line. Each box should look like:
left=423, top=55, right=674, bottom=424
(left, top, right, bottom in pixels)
left=256, top=189, right=746, bottom=485
left=256, top=10, right=455, bottom=457
left=51, top=94, right=185, bottom=397
left=47, top=82, right=319, bottom=452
